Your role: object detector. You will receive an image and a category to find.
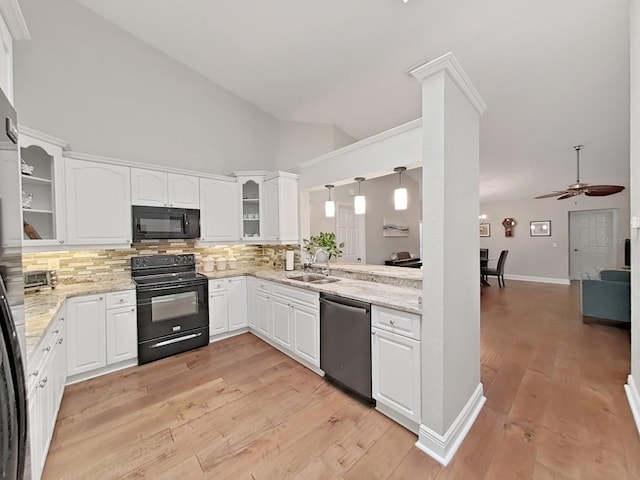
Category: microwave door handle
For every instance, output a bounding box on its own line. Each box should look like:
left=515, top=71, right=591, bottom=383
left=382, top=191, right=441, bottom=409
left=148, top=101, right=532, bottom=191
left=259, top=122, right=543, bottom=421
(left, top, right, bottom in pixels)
left=183, top=213, right=188, bottom=233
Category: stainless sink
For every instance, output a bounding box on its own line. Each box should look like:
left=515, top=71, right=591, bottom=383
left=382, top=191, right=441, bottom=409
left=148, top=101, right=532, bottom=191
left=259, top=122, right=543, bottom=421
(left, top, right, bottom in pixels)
left=288, top=273, right=340, bottom=284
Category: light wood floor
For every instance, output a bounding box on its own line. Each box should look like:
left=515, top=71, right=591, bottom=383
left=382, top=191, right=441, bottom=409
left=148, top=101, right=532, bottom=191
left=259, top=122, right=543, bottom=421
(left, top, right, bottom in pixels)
left=43, top=281, right=640, bottom=479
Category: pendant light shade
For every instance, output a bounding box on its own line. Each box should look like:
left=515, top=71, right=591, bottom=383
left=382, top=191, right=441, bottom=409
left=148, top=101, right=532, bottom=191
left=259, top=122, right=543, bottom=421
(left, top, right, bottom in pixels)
left=324, top=184, right=335, bottom=217
left=354, top=177, right=366, bottom=215
left=394, top=167, right=408, bottom=210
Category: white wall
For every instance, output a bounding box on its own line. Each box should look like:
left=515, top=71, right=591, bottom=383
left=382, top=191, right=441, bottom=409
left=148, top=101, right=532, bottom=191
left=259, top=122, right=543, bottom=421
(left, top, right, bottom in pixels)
left=275, top=121, right=355, bottom=170
left=309, top=171, right=421, bottom=265
left=480, top=192, right=630, bottom=281
left=628, top=0, right=640, bottom=432
left=13, top=0, right=281, bottom=174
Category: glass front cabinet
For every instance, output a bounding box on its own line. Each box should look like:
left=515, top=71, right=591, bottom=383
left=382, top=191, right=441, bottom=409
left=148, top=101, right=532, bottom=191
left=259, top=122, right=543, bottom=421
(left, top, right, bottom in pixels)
left=19, top=128, right=68, bottom=247
left=235, top=174, right=266, bottom=241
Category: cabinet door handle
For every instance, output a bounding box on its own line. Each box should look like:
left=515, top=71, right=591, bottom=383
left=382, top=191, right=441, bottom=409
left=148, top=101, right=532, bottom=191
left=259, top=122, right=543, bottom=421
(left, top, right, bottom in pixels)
left=57, top=338, right=64, bottom=345
left=131, top=308, right=135, bottom=312
left=60, top=317, right=65, bottom=322
left=53, top=329, right=59, bottom=334
left=59, top=240, right=65, bottom=244
left=119, top=298, right=125, bottom=303
left=29, top=370, right=39, bottom=377
left=372, top=331, right=376, bottom=336
left=99, top=297, right=104, bottom=301
left=389, top=319, right=395, bottom=325
left=43, top=346, right=51, bottom=352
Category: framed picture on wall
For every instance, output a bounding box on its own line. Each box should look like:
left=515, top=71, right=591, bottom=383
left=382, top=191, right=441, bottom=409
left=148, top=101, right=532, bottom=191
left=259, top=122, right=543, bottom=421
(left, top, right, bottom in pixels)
left=530, top=220, right=551, bottom=236
left=479, top=223, right=490, bottom=237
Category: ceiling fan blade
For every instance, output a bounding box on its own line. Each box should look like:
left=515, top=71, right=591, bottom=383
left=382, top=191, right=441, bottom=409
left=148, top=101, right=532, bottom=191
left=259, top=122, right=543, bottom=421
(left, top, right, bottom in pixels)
left=556, top=192, right=580, bottom=200
left=584, top=185, right=625, bottom=196
left=534, top=191, right=569, bottom=199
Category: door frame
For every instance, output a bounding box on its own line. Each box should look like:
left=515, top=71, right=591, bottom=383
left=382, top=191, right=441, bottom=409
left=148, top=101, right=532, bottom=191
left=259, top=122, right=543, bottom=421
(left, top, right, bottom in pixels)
left=568, top=208, right=619, bottom=279
left=335, top=202, right=366, bottom=263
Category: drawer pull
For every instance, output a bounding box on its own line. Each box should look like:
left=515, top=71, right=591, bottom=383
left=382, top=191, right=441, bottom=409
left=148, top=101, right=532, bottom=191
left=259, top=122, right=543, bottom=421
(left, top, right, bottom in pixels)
left=119, top=298, right=125, bottom=302
left=57, top=338, right=64, bottom=345
left=389, top=319, right=395, bottom=325
left=38, top=377, right=48, bottom=388
left=43, top=346, right=51, bottom=352
left=29, top=370, right=39, bottom=377
left=53, top=329, right=59, bottom=334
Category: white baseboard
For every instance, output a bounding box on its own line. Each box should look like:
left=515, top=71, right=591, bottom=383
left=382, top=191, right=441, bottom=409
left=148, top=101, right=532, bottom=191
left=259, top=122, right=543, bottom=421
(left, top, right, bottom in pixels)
left=503, top=274, right=570, bottom=285
left=66, top=358, right=137, bottom=386
left=415, top=383, right=485, bottom=466
left=625, top=375, right=640, bottom=436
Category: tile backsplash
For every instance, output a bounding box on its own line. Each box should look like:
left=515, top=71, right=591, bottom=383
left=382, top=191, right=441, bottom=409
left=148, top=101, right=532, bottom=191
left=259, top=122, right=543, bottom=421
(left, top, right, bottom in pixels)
left=22, top=242, right=301, bottom=283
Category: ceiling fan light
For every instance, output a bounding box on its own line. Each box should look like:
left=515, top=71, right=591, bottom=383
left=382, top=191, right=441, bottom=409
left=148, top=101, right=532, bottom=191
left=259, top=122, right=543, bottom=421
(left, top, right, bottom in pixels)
left=394, top=187, right=408, bottom=210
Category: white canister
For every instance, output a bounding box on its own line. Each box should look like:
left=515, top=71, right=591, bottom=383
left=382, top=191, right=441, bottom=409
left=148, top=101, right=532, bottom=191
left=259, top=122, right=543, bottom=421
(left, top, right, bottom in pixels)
left=203, top=256, right=215, bottom=272
left=228, top=256, right=237, bottom=270
left=216, top=257, right=227, bottom=271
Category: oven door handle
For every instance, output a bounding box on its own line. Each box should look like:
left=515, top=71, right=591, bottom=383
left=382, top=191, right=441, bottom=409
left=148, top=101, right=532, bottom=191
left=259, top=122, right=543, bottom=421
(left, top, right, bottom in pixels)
left=137, top=282, right=205, bottom=293
left=149, top=332, right=202, bottom=348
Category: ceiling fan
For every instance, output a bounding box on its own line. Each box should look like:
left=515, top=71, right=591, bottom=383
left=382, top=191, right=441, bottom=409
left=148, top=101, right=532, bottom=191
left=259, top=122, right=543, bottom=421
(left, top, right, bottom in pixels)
left=534, top=145, right=625, bottom=200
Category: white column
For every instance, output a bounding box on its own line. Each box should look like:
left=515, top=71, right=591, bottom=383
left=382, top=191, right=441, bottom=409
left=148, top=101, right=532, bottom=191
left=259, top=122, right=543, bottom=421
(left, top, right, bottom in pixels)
left=411, top=53, right=487, bottom=465
left=626, top=0, right=640, bottom=435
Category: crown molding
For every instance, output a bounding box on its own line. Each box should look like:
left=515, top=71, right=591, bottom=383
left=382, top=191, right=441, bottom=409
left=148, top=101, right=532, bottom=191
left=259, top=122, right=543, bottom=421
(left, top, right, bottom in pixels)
left=410, top=52, right=487, bottom=115
left=0, top=0, right=30, bottom=40
left=63, top=150, right=235, bottom=182
left=18, top=125, right=69, bottom=149
left=289, top=118, right=422, bottom=174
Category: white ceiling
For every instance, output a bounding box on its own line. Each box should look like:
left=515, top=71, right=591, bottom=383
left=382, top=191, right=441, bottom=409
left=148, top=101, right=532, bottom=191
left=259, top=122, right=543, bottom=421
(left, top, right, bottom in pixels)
left=75, top=0, right=630, bottom=203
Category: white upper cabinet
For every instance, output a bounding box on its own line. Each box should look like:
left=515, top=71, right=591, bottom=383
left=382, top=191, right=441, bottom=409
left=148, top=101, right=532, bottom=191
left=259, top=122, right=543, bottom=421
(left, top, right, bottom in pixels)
left=264, top=172, right=299, bottom=244
left=131, top=168, right=199, bottom=208
left=237, top=175, right=264, bottom=241
left=199, top=177, right=239, bottom=242
left=0, top=0, right=29, bottom=104
left=19, top=128, right=68, bottom=247
left=65, top=159, right=132, bottom=245
left=168, top=173, right=199, bottom=208
left=130, top=168, right=167, bottom=207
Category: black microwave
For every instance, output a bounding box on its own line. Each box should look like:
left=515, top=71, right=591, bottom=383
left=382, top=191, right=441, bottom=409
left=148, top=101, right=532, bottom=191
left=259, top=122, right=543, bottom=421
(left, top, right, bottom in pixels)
left=132, top=206, right=200, bottom=241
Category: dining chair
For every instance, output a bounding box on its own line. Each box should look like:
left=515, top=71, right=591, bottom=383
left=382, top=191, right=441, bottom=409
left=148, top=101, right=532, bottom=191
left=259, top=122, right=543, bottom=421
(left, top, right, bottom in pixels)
left=481, top=250, right=509, bottom=288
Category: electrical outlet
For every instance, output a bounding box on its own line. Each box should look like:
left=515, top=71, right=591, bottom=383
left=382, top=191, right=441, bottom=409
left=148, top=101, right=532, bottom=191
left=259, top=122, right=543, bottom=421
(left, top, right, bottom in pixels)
left=48, top=258, right=59, bottom=270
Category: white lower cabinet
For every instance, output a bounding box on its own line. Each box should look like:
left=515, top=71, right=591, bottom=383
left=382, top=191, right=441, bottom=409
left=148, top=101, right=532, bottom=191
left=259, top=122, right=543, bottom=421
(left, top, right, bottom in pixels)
left=250, top=280, right=320, bottom=368
left=67, top=290, right=137, bottom=380
left=270, top=295, right=292, bottom=349
left=209, top=289, right=229, bottom=336
left=246, top=277, right=257, bottom=329
left=106, top=305, right=137, bottom=364
left=66, top=294, right=107, bottom=376
left=371, top=305, right=422, bottom=431
left=292, top=303, right=319, bottom=366
left=28, top=310, right=66, bottom=480
left=208, top=277, right=247, bottom=338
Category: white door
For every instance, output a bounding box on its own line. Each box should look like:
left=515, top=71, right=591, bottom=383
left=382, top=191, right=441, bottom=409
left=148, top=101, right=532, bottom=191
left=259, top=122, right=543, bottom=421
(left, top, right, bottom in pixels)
left=256, top=292, right=271, bottom=337
left=569, top=209, right=616, bottom=279
left=270, top=295, right=292, bottom=349
left=168, top=173, right=199, bottom=208
left=200, top=177, right=239, bottom=241
left=264, top=178, right=280, bottom=241
left=208, top=290, right=229, bottom=336
left=105, top=306, right=137, bottom=364
left=371, top=327, right=421, bottom=424
left=66, top=294, right=107, bottom=376
left=66, top=159, right=132, bottom=245
left=228, top=277, right=248, bottom=330
left=131, top=168, right=167, bottom=206
left=292, top=304, right=319, bottom=366
left=336, top=203, right=365, bottom=263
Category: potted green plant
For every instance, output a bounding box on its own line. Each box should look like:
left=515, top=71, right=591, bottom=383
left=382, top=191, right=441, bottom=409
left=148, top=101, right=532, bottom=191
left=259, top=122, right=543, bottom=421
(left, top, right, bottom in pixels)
left=303, top=232, right=344, bottom=261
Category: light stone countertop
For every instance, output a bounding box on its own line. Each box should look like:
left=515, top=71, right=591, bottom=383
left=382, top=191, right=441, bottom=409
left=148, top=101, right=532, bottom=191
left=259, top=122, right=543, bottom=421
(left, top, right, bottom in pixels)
left=24, top=274, right=135, bottom=362
left=253, top=270, right=422, bottom=315
left=24, top=264, right=422, bottom=364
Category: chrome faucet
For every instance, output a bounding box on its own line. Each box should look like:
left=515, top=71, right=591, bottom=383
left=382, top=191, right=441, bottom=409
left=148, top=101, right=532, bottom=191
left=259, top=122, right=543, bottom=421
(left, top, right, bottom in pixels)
left=303, top=247, right=330, bottom=275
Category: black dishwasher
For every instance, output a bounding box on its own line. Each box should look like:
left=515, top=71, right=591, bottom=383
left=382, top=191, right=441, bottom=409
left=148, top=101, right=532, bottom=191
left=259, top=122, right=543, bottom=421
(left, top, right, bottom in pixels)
left=320, top=293, right=374, bottom=403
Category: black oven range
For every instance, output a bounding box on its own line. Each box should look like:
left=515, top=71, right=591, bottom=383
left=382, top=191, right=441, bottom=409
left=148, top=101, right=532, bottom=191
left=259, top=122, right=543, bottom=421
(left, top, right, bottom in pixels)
left=132, top=254, right=209, bottom=364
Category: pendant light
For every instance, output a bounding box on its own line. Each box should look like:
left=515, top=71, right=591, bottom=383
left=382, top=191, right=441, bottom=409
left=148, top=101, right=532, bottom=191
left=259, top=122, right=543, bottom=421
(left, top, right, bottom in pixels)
left=394, top=167, right=408, bottom=210
left=324, top=184, right=335, bottom=217
left=354, top=177, right=366, bottom=215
